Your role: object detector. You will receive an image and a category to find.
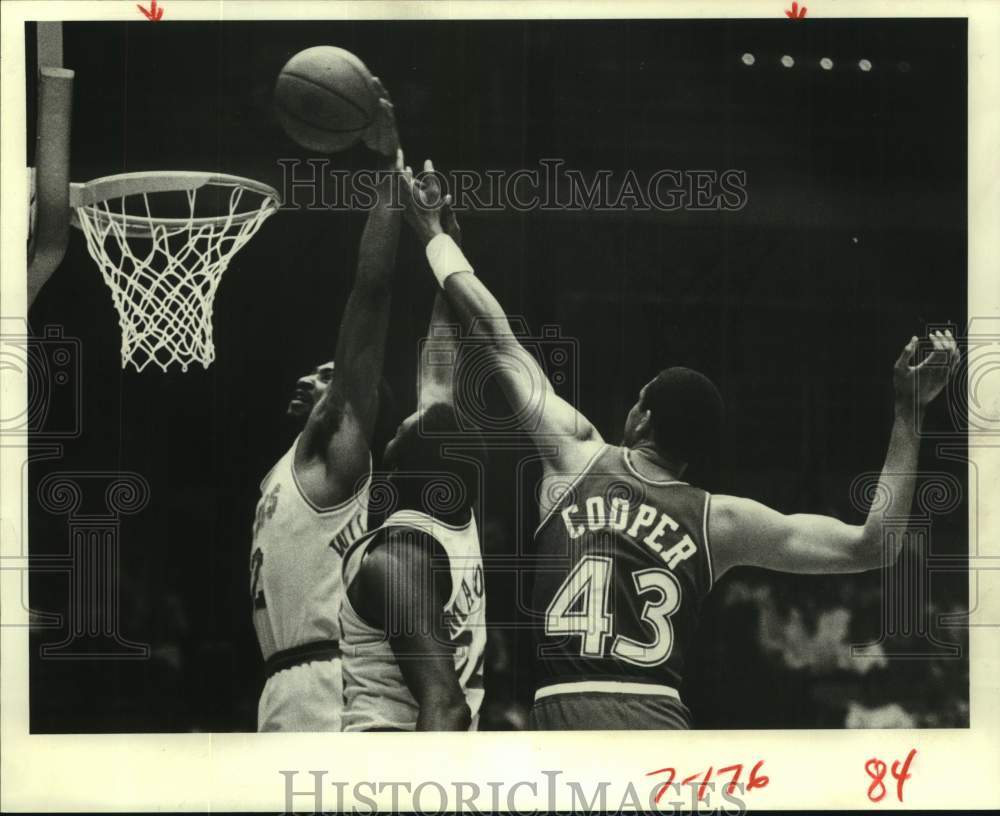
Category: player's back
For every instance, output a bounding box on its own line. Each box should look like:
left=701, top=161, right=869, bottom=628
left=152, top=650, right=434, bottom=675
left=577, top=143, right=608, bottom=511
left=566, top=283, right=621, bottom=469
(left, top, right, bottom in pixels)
left=340, top=508, right=486, bottom=731
left=249, top=436, right=370, bottom=731
left=530, top=444, right=713, bottom=730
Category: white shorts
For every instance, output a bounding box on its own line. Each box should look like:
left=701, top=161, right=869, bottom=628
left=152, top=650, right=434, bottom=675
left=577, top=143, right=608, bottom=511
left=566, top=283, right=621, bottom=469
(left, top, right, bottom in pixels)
left=257, top=657, right=343, bottom=732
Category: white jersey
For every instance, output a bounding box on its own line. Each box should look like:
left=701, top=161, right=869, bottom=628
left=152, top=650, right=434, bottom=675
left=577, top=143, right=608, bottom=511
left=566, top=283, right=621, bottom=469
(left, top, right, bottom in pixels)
left=250, top=436, right=370, bottom=731
left=340, top=508, right=486, bottom=731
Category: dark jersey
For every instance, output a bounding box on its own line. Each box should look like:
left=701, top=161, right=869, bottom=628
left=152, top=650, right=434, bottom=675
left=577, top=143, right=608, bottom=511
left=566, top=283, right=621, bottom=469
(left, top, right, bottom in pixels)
left=532, top=445, right=713, bottom=694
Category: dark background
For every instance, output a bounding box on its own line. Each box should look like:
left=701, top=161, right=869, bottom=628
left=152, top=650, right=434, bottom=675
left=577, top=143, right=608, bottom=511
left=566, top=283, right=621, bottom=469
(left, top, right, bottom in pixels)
left=27, top=18, right=968, bottom=731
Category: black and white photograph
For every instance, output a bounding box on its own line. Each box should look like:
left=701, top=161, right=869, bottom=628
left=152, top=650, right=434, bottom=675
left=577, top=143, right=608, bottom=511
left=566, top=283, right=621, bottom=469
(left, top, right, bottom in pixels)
left=4, top=1, right=999, bottom=812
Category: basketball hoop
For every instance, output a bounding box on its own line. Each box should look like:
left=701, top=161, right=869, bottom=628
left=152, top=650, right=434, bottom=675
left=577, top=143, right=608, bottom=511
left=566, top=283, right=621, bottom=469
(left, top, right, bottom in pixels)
left=71, top=171, right=281, bottom=372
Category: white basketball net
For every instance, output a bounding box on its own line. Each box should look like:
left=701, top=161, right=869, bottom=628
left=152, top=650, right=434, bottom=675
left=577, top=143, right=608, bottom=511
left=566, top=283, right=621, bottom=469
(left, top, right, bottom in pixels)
left=74, top=178, right=279, bottom=372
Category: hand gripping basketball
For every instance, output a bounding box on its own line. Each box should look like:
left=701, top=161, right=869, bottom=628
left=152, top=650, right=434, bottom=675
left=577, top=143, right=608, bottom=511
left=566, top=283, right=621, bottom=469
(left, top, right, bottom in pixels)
left=274, top=45, right=386, bottom=154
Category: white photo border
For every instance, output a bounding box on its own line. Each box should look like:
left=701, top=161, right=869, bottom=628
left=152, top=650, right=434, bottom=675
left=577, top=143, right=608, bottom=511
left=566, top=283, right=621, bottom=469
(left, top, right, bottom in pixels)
left=2, top=0, right=998, bottom=811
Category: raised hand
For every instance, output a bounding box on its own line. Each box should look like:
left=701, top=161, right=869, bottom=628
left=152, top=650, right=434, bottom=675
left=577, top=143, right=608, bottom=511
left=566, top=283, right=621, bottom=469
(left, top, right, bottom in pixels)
left=893, top=329, right=960, bottom=412
left=414, top=159, right=448, bottom=208
left=400, top=158, right=447, bottom=245
left=362, top=76, right=399, bottom=160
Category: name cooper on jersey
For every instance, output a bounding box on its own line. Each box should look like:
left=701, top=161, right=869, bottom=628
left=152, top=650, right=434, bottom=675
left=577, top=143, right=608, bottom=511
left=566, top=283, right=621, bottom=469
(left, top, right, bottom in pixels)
left=558, top=494, right=700, bottom=571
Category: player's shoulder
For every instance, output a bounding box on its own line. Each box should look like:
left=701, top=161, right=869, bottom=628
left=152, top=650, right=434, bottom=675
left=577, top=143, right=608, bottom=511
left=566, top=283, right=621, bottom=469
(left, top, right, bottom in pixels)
left=258, top=441, right=294, bottom=492
left=571, top=415, right=604, bottom=446
left=536, top=439, right=613, bottom=522
left=709, top=494, right=761, bottom=534
left=549, top=436, right=608, bottom=478
left=299, top=385, right=370, bottom=468
left=365, top=525, right=445, bottom=568
left=293, top=418, right=373, bottom=509
left=708, top=494, right=783, bottom=573
left=355, top=525, right=446, bottom=598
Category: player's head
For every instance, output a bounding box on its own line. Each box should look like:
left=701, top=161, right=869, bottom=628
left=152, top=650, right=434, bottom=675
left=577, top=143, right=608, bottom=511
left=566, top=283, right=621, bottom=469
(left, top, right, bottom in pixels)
left=623, top=367, right=724, bottom=473
left=381, top=401, right=483, bottom=521
left=287, top=363, right=395, bottom=440
left=287, top=360, right=336, bottom=420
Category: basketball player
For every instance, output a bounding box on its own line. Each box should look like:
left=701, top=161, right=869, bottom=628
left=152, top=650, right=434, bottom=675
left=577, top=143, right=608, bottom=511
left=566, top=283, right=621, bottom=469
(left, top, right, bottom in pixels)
left=401, top=159, right=960, bottom=730
left=340, top=203, right=487, bottom=732
left=249, top=84, right=402, bottom=732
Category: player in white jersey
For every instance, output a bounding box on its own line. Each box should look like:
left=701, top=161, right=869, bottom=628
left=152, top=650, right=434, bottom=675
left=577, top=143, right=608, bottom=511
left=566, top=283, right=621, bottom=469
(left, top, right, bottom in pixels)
left=250, top=84, right=402, bottom=732
left=341, top=504, right=486, bottom=731
left=340, top=196, right=487, bottom=731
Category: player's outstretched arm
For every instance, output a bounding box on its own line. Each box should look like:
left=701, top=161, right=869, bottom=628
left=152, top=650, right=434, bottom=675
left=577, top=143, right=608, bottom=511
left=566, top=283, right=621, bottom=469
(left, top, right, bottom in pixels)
left=400, top=160, right=602, bottom=464
left=301, top=85, right=401, bottom=479
left=418, top=200, right=464, bottom=410
left=419, top=292, right=459, bottom=411
left=351, top=531, right=472, bottom=731
left=710, top=331, right=959, bottom=576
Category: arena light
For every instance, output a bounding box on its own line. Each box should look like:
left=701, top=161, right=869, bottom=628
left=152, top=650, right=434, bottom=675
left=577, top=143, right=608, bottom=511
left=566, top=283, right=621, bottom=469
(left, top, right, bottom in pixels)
left=736, top=52, right=882, bottom=73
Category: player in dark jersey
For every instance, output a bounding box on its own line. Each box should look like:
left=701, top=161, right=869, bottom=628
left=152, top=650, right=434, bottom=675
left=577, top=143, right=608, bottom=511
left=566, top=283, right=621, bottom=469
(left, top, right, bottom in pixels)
left=401, top=160, right=960, bottom=730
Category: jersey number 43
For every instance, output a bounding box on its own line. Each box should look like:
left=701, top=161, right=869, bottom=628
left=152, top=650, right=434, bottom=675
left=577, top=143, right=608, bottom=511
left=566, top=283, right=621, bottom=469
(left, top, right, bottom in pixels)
left=544, top=555, right=682, bottom=667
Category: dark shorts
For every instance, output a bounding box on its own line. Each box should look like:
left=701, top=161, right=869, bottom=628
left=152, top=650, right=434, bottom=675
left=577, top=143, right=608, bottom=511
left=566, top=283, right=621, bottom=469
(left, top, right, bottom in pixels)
left=528, top=691, right=692, bottom=731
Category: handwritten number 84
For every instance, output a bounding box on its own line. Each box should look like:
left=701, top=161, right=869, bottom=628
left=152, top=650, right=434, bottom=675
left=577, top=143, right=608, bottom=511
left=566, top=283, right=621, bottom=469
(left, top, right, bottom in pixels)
left=865, top=749, right=917, bottom=803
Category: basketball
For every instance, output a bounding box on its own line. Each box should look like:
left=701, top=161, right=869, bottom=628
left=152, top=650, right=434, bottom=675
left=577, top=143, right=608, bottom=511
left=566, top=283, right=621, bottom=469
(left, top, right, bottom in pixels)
left=274, top=46, right=378, bottom=152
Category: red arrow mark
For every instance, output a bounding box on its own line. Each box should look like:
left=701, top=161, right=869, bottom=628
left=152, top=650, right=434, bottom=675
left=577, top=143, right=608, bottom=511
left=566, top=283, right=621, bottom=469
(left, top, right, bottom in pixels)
left=137, top=0, right=164, bottom=20
left=785, top=1, right=807, bottom=18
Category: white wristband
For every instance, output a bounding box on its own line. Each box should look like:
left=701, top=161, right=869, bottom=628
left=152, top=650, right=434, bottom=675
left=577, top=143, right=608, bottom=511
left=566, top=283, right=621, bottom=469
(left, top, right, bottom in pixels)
left=426, top=233, right=474, bottom=288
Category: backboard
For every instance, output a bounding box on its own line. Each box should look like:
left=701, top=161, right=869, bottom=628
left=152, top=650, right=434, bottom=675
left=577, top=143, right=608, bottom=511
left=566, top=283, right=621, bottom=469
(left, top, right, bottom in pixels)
left=27, top=21, right=74, bottom=305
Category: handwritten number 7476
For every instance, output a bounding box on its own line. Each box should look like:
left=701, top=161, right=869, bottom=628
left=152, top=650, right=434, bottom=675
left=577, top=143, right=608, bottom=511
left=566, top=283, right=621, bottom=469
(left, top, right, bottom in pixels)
left=647, top=760, right=769, bottom=803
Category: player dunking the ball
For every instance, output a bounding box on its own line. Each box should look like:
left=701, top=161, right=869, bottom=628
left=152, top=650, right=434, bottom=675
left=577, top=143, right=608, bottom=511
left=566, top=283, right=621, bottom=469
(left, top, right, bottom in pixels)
left=402, top=159, right=960, bottom=730
left=249, top=81, right=401, bottom=732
